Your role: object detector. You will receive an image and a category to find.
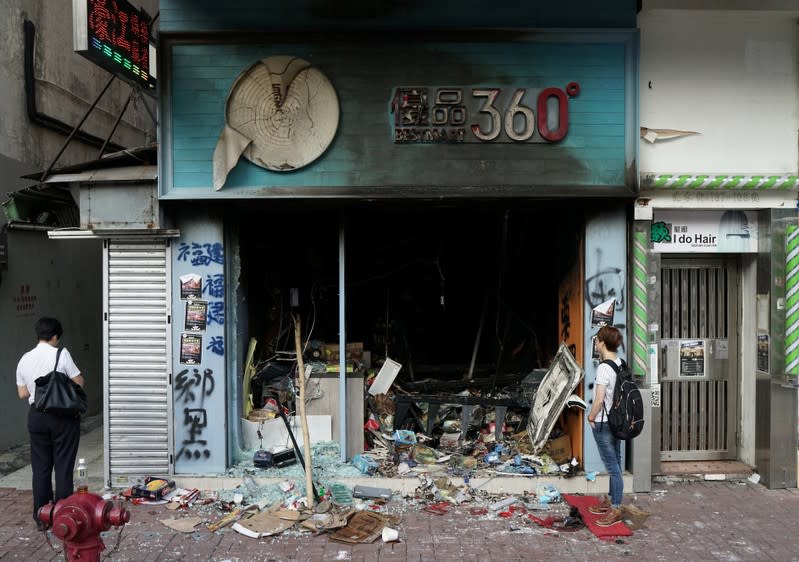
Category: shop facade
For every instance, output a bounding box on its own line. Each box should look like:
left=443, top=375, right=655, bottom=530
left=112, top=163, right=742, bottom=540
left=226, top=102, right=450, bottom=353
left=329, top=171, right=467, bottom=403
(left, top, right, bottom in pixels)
left=117, top=1, right=640, bottom=486
left=42, top=1, right=798, bottom=493
left=38, top=1, right=643, bottom=490
left=635, top=7, right=799, bottom=488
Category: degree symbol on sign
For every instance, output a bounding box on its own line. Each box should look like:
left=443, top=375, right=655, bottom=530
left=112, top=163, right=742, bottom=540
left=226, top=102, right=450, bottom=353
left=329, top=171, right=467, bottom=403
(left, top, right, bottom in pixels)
left=566, top=82, right=580, bottom=98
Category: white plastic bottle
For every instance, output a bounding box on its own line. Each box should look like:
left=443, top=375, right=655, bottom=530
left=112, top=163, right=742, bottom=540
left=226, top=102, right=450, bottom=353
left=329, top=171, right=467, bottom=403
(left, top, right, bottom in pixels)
left=75, top=458, right=88, bottom=493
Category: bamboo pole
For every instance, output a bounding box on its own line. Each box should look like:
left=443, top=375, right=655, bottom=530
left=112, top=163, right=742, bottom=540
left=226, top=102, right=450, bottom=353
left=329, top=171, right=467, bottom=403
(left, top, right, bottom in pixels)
left=293, top=314, right=314, bottom=509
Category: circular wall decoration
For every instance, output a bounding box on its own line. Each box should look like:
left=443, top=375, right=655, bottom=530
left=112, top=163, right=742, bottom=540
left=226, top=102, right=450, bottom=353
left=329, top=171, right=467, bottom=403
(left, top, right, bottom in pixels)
left=213, top=56, right=340, bottom=190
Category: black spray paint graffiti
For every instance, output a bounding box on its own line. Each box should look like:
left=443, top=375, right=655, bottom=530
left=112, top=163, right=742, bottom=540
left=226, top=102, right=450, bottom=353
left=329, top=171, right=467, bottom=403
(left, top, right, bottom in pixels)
left=175, top=368, right=215, bottom=460
left=585, top=249, right=626, bottom=351
left=177, top=409, right=210, bottom=460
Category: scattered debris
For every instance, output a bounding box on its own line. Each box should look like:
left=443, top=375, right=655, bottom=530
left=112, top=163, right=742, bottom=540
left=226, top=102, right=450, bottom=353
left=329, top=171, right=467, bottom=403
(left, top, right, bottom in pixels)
left=160, top=516, right=203, bottom=533
left=329, top=511, right=388, bottom=544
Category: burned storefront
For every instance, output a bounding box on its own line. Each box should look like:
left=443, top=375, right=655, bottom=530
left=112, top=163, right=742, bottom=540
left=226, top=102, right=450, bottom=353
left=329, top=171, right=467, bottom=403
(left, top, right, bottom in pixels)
left=23, top=3, right=639, bottom=490
left=152, top=25, right=639, bottom=488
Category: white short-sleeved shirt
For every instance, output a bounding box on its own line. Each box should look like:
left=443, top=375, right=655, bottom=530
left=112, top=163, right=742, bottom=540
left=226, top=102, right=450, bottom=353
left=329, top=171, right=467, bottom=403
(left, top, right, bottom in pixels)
left=593, top=357, right=621, bottom=423
left=16, top=342, right=81, bottom=405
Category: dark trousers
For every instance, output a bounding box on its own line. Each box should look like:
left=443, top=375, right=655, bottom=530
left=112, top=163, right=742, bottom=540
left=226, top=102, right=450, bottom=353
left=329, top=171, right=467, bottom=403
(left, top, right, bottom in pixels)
left=27, top=406, right=81, bottom=520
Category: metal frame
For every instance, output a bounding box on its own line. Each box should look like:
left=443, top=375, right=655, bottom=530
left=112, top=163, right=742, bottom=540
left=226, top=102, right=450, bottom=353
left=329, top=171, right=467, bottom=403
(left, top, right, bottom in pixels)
left=103, top=238, right=174, bottom=487
left=658, top=257, right=739, bottom=461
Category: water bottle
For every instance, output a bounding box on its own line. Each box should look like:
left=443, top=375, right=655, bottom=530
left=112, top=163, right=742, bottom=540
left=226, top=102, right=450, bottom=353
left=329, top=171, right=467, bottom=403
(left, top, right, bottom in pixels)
left=75, top=458, right=88, bottom=493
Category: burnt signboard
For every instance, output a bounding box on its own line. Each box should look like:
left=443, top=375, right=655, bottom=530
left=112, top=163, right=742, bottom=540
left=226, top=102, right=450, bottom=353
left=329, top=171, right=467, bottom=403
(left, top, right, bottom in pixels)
left=390, top=83, right=580, bottom=144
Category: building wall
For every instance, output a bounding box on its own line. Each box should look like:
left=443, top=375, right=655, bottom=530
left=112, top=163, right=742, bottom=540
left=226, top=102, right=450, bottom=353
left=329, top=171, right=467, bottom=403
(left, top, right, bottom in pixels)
left=583, top=207, right=629, bottom=474
left=0, top=233, right=102, bottom=451
left=171, top=212, right=227, bottom=474
left=0, top=0, right=156, bottom=451
left=639, top=5, right=799, bottom=479
left=0, top=0, right=157, bottom=173
left=639, top=10, right=799, bottom=174
left=159, top=0, right=637, bottom=33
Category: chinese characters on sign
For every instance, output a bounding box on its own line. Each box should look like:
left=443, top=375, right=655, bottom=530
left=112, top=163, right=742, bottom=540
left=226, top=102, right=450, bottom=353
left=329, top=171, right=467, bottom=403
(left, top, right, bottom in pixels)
left=75, top=0, right=155, bottom=89
left=652, top=210, right=758, bottom=253
left=390, top=83, right=580, bottom=144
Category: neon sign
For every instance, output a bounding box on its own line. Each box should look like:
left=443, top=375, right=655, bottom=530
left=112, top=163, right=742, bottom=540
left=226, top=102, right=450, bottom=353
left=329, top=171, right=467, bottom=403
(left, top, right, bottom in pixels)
left=73, top=0, right=156, bottom=91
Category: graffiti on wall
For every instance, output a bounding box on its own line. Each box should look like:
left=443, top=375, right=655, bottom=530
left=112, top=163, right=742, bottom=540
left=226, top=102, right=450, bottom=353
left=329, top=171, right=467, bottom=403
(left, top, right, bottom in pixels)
left=177, top=242, right=224, bottom=266
left=175, top=240, right=225, bottom=462
left=585, top=248, right=625, bottom=349
left=175, top=367, right=215, bottom=460
left=585, top=249, right=624, bottom=310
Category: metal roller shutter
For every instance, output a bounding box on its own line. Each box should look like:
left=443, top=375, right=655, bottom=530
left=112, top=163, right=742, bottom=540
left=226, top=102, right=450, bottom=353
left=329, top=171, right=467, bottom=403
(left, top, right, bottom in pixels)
left=104, top=240, right=172, bottom=486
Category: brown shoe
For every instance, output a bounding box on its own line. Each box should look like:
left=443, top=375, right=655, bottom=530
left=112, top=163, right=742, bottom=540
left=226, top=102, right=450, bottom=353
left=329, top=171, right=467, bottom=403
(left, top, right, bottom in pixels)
left=596, top=507, right=623, bottom=527
left=588, top=496, right=611, bottom=515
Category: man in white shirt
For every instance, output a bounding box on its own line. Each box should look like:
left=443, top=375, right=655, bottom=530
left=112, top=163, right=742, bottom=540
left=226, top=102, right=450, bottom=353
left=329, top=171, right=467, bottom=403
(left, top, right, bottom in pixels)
left=16, top=317, right=84, bottom=531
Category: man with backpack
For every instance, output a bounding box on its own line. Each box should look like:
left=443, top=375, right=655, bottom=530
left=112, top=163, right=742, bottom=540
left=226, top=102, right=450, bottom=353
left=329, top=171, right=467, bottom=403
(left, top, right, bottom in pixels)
left=586, top=325, right=627, bottom=527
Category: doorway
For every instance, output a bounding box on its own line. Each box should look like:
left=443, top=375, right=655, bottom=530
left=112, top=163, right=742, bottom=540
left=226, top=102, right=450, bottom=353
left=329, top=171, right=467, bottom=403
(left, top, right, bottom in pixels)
left=658, top=258, right=739, bottom=461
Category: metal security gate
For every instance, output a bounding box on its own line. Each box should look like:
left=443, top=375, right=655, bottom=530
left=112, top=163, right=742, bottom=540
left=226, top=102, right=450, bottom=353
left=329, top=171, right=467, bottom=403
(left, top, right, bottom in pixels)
left=659, top=259, right=738, bottom=461
left=103, top=240, right=172, bottom=486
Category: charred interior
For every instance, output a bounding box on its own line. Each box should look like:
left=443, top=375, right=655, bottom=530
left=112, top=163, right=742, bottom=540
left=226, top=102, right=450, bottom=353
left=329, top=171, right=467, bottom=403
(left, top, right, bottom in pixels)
left=237, top=201, right=586, bottom=458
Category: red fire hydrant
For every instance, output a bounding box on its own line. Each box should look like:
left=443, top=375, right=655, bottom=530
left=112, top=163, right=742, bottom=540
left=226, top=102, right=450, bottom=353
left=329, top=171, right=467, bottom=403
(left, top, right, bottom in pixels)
left=38, top=491, right=130, bottom=562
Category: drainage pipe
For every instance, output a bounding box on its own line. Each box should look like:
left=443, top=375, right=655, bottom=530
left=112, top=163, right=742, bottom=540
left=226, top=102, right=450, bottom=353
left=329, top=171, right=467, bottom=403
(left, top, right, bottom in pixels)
left=24, top=19, right=125, bottom=153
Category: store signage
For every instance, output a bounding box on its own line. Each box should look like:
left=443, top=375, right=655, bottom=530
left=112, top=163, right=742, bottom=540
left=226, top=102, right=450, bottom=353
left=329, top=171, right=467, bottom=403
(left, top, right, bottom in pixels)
left=651, top=210, right=759, bottom=254
left=390, top=83, right=580, bottom=144
left=73, top=0, right=156, bottom=91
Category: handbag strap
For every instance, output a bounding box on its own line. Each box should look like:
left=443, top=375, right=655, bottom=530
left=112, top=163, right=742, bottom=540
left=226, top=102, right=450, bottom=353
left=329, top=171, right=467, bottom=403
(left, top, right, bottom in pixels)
left=53, top=347, right=64, bottom=373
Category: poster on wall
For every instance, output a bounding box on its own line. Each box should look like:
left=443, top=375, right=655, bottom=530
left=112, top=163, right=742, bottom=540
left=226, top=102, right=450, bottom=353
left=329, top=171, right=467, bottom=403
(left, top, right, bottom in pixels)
left=180, top=333, right=203, bottom=364
left=179, top=273, right=203, bottom=300
left=591, top=298, right=616, bottom=327
left=651, top=210, right=758, bottom=253
left=679, top=340, right=705, bottom=377
left=757, top=333, right=769, bottom=373
left=185, top=300, right=208, bottom=331
left=591, top=335, right=600, bottom=360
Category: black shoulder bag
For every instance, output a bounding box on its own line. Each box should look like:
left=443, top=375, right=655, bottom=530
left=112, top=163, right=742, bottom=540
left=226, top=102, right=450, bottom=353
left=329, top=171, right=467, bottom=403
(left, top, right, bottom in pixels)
left=34, top=348, right=88, bottom=416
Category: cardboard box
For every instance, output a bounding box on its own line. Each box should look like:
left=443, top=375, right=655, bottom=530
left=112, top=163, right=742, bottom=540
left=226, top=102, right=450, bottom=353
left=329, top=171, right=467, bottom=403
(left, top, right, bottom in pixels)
left=544, top=434, right=572, bottom=464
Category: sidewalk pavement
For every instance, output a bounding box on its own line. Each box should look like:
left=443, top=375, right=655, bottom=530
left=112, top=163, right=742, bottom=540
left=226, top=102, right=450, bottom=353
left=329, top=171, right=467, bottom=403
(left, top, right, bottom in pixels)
left=0, top=424, right=798, bottom=561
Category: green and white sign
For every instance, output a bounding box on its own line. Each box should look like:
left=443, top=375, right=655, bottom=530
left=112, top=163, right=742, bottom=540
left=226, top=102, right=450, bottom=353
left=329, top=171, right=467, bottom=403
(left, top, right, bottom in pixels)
left=651, top=210, right=758, bottom=254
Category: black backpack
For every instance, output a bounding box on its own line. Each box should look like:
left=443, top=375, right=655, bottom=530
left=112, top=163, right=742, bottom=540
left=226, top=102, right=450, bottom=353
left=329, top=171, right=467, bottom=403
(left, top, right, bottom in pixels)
left=601, top=359, right=645, bottom=440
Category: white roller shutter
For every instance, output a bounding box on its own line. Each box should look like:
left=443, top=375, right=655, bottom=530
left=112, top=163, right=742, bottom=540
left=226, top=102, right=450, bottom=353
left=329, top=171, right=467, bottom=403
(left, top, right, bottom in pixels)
left=103, top=239, right=172, bottom=486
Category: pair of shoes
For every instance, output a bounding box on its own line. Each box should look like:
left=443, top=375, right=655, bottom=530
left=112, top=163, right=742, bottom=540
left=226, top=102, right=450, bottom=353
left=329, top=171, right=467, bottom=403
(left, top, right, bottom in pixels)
left=588, top=496, right=611, bottom=515
left=596, top=507, right=623, bottom=527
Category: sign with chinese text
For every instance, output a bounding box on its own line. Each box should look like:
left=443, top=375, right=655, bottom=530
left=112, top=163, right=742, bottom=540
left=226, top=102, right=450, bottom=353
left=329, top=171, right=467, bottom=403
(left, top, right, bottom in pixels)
left=390, top=83, right=580, bottom=144
left=651, top=210, right=758, bottom=253
left=73, top=0, right=156, bottom=91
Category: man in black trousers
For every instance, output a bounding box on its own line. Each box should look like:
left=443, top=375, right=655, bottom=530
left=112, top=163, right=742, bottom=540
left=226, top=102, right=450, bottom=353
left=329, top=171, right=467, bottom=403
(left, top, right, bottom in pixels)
left=15, top=317, right=84, bottom=530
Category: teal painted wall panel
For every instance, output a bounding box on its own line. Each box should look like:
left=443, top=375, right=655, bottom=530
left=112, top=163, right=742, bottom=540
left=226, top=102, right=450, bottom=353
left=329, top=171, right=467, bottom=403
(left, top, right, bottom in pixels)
left=582, top=207, right=628, bottom=474
left=165, top=33, right=636, bottom=197
left=160, top=0, right=637, bottom=33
